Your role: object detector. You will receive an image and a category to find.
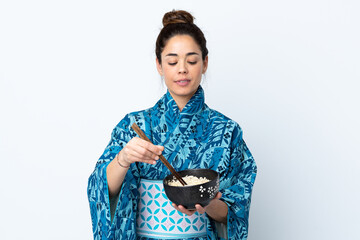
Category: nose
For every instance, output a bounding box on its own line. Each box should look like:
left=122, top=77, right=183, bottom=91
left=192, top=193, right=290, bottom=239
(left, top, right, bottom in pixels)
left=178, top=61, right=188, bottom=74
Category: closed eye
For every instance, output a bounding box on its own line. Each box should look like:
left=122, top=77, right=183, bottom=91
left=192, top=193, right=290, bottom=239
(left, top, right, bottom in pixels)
left=168, top=61, right=197, bottom=66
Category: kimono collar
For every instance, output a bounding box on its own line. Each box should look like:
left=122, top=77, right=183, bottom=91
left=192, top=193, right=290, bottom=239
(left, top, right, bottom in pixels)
left=164, top=85, right=205, bottom=116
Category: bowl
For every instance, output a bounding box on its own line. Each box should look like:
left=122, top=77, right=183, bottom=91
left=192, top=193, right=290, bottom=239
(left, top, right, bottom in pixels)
left=163, top=168, right=220, bottom=209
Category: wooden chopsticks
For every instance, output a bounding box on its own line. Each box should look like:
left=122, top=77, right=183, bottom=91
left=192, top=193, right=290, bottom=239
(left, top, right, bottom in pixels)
left=131, top=123, right=187, bottom=186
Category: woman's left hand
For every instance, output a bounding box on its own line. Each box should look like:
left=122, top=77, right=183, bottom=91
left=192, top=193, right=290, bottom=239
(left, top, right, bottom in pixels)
left=171, top=192, right=222, bottom=216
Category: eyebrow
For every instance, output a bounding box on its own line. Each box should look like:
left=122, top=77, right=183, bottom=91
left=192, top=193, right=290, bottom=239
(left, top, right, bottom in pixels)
left=165, top=52, right=199, bottom=57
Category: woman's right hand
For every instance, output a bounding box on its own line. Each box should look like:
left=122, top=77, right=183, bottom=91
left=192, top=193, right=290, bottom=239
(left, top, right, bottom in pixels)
left=116, top=137, right=164, bottom=167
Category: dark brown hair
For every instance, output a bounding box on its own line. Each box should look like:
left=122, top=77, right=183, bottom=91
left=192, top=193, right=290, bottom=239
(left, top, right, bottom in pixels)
left=155, top=10, right=208, bottom=64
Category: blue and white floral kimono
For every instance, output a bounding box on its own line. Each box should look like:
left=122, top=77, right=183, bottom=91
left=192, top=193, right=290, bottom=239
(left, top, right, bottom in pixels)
left=87, top=86, right=257, bottom=239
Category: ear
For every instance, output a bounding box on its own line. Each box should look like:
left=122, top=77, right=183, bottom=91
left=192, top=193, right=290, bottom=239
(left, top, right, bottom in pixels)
left=202, top=56, right=208, bottom=74
left=156, top=58, right=163, bottom=75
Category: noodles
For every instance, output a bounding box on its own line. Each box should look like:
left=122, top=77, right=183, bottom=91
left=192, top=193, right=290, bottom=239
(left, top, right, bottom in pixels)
left=167, top=175, right=210, bottom=186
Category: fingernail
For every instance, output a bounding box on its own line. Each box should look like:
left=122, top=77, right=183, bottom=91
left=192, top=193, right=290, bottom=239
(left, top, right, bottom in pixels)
left=155, top=156, right=159, bottom=160
left=153, top=161, right=156, bottom=164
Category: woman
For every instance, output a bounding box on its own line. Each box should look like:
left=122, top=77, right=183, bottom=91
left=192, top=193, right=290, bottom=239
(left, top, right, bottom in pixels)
left=87, top=10, right=257, bottom=240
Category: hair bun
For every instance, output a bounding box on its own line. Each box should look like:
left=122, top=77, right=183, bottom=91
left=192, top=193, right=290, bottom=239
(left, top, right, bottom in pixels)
left=163, top=10, right=194, bottom=27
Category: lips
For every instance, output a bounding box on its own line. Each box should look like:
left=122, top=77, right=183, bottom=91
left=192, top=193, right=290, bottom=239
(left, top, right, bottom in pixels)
left=175, top=79, right=191, bottom=86
left=175, top=78, right=190, bottom=82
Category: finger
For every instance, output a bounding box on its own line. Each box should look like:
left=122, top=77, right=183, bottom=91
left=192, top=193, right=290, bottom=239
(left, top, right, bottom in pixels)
left=195, top=204, right=206, bottom=214
left=123, top=147, right=155, bottom=163
left=171, top=203, right=181, bottom=212
left=136, top=138, right=164, bottom=155
left=125, top=149, right=157, bottom=165
left=178, top=205, right=195, bottom=216
left=172, top=203, right=193, bottom=215
left=127, top=148, right=158, bottom=161
left=130, top=156, right=157, bottom=165
left=131, top=143, right=160, bottom=160
left=215, top=192, right=222, bottom=199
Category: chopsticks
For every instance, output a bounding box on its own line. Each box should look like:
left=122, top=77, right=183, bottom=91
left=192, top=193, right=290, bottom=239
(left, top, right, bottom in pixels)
left=131, top=123, right=187, bottom=186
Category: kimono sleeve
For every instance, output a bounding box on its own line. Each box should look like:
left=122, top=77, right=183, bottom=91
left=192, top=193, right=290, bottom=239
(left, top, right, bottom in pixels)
left=219, top=124, right=257, bottom=239
left=87, top=114, right=139, bottom=240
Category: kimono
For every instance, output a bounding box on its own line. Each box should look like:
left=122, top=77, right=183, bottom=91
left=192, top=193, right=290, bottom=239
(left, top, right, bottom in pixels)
left=87, top=86, right=257, bottom=240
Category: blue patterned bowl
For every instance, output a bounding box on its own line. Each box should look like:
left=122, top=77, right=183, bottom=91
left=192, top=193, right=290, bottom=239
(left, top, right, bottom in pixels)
left=163, top=169, right=220, bottom=210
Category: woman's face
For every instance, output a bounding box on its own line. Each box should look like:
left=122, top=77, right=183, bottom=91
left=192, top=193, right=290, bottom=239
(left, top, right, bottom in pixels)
left=156, top=35, right=208, bottom=105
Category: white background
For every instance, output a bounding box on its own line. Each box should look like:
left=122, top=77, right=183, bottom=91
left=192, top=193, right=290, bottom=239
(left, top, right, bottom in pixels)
left=1, top=1, right=359, bottom=239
